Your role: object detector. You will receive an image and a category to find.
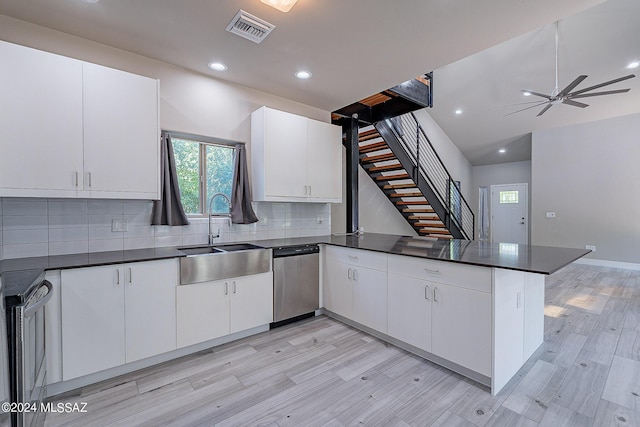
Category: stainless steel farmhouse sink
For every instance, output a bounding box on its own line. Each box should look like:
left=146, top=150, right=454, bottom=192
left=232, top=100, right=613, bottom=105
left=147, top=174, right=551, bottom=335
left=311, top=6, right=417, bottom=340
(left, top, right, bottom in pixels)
left=178, top=244, right=271, bottom=285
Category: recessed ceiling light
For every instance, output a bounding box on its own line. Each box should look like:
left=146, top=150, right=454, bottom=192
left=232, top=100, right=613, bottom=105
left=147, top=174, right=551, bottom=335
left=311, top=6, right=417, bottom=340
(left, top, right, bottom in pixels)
left=498, top=148, right=506, bottom=154
left=455, top=109, right=463, bottom=115
left=81, top=0, right=100, bottom=3
left=522, top=91, right=532, bottom=97
left=208, top=62, right=228, bottom=71
left=260, top=0, right=298, bottom=12
left=295, top=70, right=312, bottom=79
left=627, top=61, right=639, bottom=70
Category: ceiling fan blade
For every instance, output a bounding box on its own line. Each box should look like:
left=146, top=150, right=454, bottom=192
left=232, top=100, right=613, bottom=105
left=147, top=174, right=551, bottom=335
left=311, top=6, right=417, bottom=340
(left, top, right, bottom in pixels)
left=570, top=88, right=631, bottom=99
left=498, top=99, right=554, bottom=107
left=504, top=101, right=549, bottom=116
left=537, top=104, right=553, bottom=117
left=522, top=90, right=551, bottom=100
left=557, top=75, right=588, bottom=98
left=562, top=99, right=589, bottom=108
left=569, top=74, right=636, bottom=97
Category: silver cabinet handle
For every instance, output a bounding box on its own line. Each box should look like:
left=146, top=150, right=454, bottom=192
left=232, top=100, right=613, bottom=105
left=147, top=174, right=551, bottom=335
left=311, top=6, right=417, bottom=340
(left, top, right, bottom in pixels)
left=224, top=282, right=229, bottom=295
left=232, top=281, right=237, bottom=294
left=304, top=185, right=308, bottom=195
left=353, top=269, right=358, bottom=282
left=128, top=267, right=132, bottom=284
left=75, top=171, right=79, bottom=187
left=87, top=172, right=92, bottom=187
left=425, top=285, right=430, bottom=300
left=424, top=267, right=440, bottom=274
left=348, top=268, right=352, bottom=279
left=348, top=255, right=359, bottom=260
left=116, top=269, right=120, bottom=286
left=433, top=286, right=439, bottom=302
left=517, top=291, right=522, bottom=309
left=308, top=185, right=311, bottom=196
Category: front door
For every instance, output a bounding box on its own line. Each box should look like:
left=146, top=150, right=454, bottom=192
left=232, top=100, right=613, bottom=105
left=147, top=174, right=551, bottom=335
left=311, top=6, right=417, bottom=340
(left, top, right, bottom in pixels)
left=491, top=183, right=528, bottom=244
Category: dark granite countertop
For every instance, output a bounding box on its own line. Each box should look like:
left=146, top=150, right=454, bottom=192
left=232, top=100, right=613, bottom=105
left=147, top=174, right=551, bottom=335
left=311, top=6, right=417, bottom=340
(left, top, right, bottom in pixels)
left=1, top=233, right=589, bottom=301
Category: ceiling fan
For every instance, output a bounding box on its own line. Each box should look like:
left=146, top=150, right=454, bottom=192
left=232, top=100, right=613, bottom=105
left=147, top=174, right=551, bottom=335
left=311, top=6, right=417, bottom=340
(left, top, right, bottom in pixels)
left=507, top=21, right=636, bottom=117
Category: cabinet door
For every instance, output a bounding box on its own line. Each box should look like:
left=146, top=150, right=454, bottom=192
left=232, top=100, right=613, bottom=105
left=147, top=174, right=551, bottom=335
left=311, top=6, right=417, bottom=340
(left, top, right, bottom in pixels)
left=61, top=265, right=125, bottom=380
left=493, top=269, right=524, bottom=391
left=124, top=259, right=178, bottom=362
left=307, top=119, right=342, bottom=202
left=0, top=41, right=83, bottom=197
left=388, top=273, right=431, bottom=352
left=83, top=62, right=159, bottom=199
left=177, top=280, right=230, bottom=348
left=352, top=267, right=387, bottom=333
left=323, top=260, right=354, bottom=319
left=431, top=282, right=491, bottom=376
left=230, top=272, right=273, bottom=334
left=262, top=107, right=308, bottom=199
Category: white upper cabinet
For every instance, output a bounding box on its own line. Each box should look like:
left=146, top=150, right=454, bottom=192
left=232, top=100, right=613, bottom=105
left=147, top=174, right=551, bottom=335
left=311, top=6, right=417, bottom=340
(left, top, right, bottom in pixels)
left=0, top=41, right=160, bottom=200
left=251, top=106, right=342, bottom=203
left=0, top=40, right=84, bottom=197
left=83, top=63, right=160, bottom=199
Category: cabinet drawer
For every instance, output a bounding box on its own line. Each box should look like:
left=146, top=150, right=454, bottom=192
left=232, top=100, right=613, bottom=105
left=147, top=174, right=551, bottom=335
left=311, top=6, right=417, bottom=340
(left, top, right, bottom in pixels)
left=325, top=245, right=387, bottom=271
left=388, top=254, right=491, bottom=293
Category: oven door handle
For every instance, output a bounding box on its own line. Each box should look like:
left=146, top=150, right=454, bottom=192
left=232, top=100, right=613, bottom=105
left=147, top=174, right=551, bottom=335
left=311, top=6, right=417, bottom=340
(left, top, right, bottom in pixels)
left=24, top=281, right=54, bottom=318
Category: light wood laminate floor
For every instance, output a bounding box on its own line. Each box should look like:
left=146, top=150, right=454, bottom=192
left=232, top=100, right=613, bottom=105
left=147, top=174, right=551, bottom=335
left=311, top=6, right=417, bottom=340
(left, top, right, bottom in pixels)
left=45, top=264, right=640, bottom=426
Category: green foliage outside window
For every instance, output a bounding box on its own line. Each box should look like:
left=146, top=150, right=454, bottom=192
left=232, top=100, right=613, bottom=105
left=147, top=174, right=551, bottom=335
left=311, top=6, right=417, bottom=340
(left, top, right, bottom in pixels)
left=172, top=137, right=234, bottom=215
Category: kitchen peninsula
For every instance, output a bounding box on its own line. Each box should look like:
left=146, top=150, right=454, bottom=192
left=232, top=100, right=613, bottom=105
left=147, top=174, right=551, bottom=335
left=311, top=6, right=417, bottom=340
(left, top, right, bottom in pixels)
left=0, top=233, right=589, bottom=396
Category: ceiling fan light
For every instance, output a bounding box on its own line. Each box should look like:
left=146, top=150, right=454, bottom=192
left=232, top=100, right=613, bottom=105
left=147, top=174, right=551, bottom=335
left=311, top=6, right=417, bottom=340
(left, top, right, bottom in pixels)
left=522, top=91, right=532, bottom=97
left=260, top=0, right=298, bottom=12
left=627, top=61, right=639, bottom=70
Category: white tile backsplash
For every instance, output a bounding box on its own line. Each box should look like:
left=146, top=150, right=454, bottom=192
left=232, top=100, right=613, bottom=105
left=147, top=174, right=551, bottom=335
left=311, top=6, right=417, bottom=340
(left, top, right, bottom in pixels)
left=0, top=198, right=332, bottom=258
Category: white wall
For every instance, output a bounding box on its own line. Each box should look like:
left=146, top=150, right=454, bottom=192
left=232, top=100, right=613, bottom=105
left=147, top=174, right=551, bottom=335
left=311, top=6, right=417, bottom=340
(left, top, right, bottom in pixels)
left=472, top=161, right=532, bottom=239
left=531, top=112, right=640, bottom=264
left=413, top=109, right=473, bottom=203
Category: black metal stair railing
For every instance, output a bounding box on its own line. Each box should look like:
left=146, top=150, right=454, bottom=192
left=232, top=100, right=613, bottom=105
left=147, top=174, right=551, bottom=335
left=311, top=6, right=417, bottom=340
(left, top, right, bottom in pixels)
left=386, top=113, right=475, bottom=239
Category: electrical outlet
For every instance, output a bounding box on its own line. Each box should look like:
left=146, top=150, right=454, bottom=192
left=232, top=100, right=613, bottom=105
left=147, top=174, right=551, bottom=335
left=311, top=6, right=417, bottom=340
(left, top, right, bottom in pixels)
left=546, top=212, right=556, bottom=218
left=585, top=245, right=596, bottom=251
left=112, top=219, right=128, bottom=232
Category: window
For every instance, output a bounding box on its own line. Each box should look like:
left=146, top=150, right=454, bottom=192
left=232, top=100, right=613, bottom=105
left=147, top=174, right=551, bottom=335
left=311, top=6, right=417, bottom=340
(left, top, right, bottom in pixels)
left=499, top=190, right=519, bottom=204
left=172, top=135, right=234, bottom=216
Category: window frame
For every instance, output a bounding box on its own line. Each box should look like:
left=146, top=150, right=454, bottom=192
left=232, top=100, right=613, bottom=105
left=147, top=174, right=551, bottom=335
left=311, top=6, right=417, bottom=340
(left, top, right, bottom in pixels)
left=166, top=130, right=241, bottom=218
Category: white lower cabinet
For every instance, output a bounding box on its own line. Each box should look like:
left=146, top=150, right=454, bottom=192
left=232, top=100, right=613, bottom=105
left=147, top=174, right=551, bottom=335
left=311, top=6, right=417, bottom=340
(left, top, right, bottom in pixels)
left=431, top=282, right=492, bottom=377
left=387, top=273, right=432, bottom=352
left=323, top=247, right=387, bottom=333
left=177, top=272, right=273, bottom=348
left=61, top=259, right=177, bottom=381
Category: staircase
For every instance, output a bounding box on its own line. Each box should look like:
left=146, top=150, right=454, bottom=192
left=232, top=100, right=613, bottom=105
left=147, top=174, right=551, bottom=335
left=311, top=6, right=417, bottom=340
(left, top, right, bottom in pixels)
left=358, top=113, right=474, bottom=239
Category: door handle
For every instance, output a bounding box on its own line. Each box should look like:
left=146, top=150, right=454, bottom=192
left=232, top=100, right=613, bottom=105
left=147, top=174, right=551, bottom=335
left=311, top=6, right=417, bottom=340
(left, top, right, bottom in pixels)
left=74, top=171, right=79, bottom=187
left=116, top=269, right=120, bottom=286
left=425, top=285, right=430, bottom=300
left=87, top=172, right=92, bottom=187
left=433, top=286, right=439, bottom=302
left=224, top=282, right=229, bottom=295
left=232, top=281, right=237, bottom=294
left=353, top=269, right=358, bottom=282
left=128, top=267, right=132, bottom=284
left=348, top=268, right=352, bottom=280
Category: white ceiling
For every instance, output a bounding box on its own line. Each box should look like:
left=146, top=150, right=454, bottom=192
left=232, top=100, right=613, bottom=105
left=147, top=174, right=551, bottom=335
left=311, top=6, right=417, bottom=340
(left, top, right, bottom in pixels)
left=1, top=0, right=637, bottom=165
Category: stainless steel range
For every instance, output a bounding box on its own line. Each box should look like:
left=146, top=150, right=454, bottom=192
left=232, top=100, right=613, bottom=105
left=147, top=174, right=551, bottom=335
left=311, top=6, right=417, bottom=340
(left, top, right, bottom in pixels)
left=4, top=270, right=53, bottom=427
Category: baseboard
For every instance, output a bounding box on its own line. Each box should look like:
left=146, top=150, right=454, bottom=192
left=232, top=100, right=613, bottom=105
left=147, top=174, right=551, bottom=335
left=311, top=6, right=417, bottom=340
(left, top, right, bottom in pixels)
left=574, top=258, right=640, bottom=271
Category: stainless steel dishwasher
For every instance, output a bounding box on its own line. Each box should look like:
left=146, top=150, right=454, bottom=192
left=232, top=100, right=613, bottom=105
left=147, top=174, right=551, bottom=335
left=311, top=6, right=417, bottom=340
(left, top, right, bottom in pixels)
left=272, top=244, right=320, bottom=326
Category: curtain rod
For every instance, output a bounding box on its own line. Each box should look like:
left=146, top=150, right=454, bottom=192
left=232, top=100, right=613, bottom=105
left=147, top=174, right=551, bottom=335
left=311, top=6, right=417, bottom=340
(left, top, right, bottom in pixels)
left=163, top=129, right=245, bottom=148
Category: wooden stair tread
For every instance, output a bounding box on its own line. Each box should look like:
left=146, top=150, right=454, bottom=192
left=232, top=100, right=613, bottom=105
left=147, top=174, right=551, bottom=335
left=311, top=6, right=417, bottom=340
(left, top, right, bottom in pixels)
left=376, top=173, right=410, bottom=181
left=358, top=129, right=381, bottom=141
left=390, top=192, right=423, bottom=198
left=419, top=229, right=451, bottom=235
left=395, top=200, right=430, bottom=205
left=360, top=152, right=396, bottom=163
left=383, top=183, right=416, bottom=190
left=359, top=141, right=388, bottom=153
left=407, top=215, right=438, bottom=220
left=414, top=222, right=446, bottom=228
left=403, top=208, right=435, bottom=213
left=367, top=164, right=404, bottom=172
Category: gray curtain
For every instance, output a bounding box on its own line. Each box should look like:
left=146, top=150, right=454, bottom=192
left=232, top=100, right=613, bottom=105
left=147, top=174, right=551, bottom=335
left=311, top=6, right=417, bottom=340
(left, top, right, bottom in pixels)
left=151, top=132, right=189, bottom=226
left=230, top=144, right=258, bottom=224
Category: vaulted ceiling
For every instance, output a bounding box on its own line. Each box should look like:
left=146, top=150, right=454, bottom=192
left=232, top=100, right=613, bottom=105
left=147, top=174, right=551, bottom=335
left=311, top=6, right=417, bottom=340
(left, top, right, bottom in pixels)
left=1, top=0, right=638, bottom=165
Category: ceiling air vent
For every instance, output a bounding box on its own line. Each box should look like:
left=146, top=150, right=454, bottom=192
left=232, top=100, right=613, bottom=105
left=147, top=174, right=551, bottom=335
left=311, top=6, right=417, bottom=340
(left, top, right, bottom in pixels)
left=226, top=10, right=275, bottom=44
